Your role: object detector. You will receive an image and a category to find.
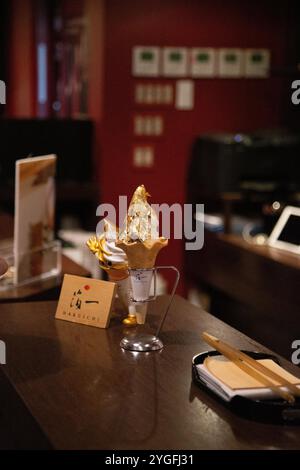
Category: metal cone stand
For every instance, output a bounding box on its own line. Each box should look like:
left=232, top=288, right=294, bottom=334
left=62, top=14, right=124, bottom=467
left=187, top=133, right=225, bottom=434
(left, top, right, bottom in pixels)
left=120, top=266, right=180, bottom=352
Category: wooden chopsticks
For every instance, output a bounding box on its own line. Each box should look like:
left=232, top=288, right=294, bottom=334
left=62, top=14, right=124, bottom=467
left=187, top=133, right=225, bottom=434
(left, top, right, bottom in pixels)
left=202, top=332, right=300, bottom=404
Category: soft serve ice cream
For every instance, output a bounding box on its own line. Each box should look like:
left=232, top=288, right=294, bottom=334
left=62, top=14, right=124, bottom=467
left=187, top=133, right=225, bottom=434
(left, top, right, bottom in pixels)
left=87, top=220, right=128, bottom=274
left=87, top=220, right=137, bottom=325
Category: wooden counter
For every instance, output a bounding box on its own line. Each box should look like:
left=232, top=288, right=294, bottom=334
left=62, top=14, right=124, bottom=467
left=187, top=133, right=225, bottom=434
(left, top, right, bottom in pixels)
left=0, top=295, right=299, bottom=449
left=185, top=230, right=300, bottom=359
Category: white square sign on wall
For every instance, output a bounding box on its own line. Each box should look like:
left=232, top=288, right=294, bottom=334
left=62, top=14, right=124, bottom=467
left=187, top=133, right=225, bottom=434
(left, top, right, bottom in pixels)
left=190, top=48, right=217, bottom=78
left=132, top=46, right=160, bottom=77
left=162, top=47, right=188, bottom=77
left=244, top=49, right=270, bottom=78
left=218, top=48, right=243, bottom=78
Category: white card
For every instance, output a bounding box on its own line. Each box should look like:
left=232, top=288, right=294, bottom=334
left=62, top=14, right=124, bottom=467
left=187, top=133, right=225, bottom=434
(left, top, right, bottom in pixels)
left=175, top=80, right=194, bottom=110
left=132, top=46, right=160, bottom=77
left=244, top=49, right=270, bottom=78
left=218, top=48, right=243, bottom=78
left=190, top=48, right=216, bottom=77
left=163, top=47, right=188, bottom=77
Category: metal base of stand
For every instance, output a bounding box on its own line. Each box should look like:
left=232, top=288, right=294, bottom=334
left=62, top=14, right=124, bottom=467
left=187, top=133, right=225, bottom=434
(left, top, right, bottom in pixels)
left=120, top=334, right=163, bottom=352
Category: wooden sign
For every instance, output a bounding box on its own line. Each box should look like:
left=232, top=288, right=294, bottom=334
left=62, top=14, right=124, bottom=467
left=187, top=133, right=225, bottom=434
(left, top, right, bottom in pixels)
left=55, top=274, right=117, bottom=328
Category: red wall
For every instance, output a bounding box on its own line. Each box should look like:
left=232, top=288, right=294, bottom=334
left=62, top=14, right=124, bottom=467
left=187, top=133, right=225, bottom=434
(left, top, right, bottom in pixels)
left=100, top=0, right=292, bottom=293
left=6, top=0, right=294, bottom=293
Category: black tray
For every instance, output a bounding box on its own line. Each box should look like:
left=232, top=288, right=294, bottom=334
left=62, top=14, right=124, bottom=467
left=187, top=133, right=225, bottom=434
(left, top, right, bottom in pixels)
left=192, top=350, right=300, bottom=424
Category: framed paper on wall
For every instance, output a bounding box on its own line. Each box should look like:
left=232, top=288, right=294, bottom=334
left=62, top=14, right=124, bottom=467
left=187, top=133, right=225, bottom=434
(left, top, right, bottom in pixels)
left=162, top=47, right=188, bottom=77
left=218, top=48, right=243, bottom=78
left=132, top=46, right=160, bottom=77
left=244, top=49, right=270, bottom=78
left=190, top=48, right=217, bottom=77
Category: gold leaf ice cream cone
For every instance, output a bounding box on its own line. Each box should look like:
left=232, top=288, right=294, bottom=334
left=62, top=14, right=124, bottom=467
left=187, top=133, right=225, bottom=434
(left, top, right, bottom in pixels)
left=117, top=185, right=168, bottom=320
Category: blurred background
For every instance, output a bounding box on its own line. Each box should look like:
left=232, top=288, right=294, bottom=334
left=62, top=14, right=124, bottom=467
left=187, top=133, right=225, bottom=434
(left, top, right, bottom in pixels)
left=0, top=0, right=300, bottom=306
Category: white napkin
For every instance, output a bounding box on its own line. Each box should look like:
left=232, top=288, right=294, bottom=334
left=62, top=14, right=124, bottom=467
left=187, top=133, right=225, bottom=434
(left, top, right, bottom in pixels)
left=196, top=358, right=300, bottom=402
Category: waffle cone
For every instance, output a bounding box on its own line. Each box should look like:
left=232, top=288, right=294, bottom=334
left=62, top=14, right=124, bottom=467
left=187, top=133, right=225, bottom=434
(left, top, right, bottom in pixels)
left=116, top=238, right=168, bottom=269
left=108, top=268, right=129, bottom=281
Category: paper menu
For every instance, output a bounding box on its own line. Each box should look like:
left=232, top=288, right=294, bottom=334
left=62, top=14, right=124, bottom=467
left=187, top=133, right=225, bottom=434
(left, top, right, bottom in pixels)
left=14, top=154, right=57, bottom=284
left=196, top=356, right=300, bottom=402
